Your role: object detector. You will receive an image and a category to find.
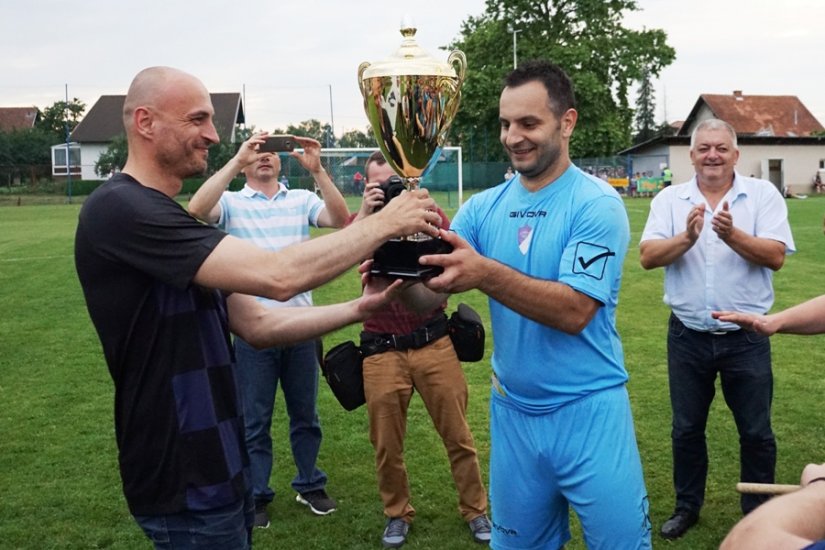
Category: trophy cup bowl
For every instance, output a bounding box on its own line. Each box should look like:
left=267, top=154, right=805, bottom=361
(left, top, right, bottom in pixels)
left=358, top=19, right=467, bottom=279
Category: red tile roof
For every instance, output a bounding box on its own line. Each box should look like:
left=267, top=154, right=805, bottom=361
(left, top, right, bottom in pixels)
left=683, top=92, right=823, bottom=137
left=0, top=107, right=39, bottom=131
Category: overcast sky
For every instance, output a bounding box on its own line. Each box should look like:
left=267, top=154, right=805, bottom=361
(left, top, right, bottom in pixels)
left=2, top=0, right=823, bottom=138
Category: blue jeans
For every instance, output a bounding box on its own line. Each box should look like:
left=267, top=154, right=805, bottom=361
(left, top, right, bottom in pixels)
left=133, top=492, right=253, bottom=549
left=667, top=314, right=775, bottom=515
left=234, top=338, right=327, bottom=504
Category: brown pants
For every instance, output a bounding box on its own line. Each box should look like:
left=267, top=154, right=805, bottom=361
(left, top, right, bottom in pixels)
left=362, top=335, right=487, bottom=523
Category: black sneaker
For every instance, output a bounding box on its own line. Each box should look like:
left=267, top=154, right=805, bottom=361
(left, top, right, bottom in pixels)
left=468, top=514, right=491, bottom=544
left=296, top=489, right=337, bottom=516
left=253, top=502, right=270, bottom=529
left=381, top=517, right=410, bottom=548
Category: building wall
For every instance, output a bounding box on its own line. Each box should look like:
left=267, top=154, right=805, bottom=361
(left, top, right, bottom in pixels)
left=668, top=145, right=693, bottom=184
left=736, top=144, right=825, bottom=194
left=79, top=143, right=109, bottom=180
left=628, top=143, right=671, bottom=178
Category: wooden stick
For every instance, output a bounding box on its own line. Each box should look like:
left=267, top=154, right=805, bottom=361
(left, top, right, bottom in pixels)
left=736, top=482, right=800, bottom=495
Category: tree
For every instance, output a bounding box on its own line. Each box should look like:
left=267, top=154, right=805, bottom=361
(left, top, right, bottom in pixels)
left=634, top=67, right=657, bottom=143
left=447, top=0, right=675, bottom=159
left=320, top=124, right=336, bottom=148
left=206, top=126, right=255, bottom=175
left=37, top=98, right=86, bottom=143
left=339, top=127, right=378, bottom=148
left=0, top=128, right=54, bottom=185
left=94, top=134, right=128, bottom=177
left=280, top=119, right=337, bottom=147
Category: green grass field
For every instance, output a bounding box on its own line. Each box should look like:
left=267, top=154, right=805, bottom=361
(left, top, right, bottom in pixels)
left=1, top=193, right=825, bottom=549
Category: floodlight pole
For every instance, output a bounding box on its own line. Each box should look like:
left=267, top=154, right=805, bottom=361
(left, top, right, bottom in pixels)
left=512, top=29, right=521, bottom=69
left=65, top=83, right=72, bottom=204
left=328, top=84, right=335, bottom=147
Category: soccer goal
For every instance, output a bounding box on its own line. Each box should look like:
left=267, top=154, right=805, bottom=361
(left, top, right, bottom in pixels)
left=280, top=146, right=464, bottom=208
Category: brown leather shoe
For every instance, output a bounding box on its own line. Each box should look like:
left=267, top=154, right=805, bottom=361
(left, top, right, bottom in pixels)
left=660, top=509, right=698, bottom=539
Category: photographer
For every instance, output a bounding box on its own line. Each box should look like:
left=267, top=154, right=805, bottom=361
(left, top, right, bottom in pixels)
left=348, top=151, right=491, bottom=548
left=351, top=169, right=405, bottom=221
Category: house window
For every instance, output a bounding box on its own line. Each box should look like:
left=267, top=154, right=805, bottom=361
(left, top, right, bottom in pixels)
left=52, top=144, right=81, bottom=176
left=820, top=159, right=825, bottom=169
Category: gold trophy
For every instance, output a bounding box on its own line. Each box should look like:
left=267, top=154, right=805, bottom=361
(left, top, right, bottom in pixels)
left=358, top=17, right=467, bottom=279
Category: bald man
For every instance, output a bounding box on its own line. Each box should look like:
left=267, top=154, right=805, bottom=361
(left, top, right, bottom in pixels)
left=74, top=66, right=440, bottom=548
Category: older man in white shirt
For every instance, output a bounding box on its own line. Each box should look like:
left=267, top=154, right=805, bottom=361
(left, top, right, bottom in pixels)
left=639, top=118, right=795, bottom=540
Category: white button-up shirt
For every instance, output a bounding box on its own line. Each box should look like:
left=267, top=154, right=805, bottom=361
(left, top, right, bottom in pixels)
left=640, top=172, right=795, bottom=331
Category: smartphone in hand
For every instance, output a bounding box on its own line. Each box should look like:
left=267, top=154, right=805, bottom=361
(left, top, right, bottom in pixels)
left=259, top=135, right=296, bottom=153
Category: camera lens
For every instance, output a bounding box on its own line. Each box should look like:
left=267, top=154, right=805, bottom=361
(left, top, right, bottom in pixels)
left=378, top=176, right=406, bottom=208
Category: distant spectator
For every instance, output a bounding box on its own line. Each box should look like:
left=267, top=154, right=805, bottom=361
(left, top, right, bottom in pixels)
left=662, top=165, right=673, bottom=187
left=353, top=170, right=364, bottom=194
left=628, top=172, right=638, bottom=198
left=280, top=174, right=289, bottom=189
left=814, top=172, right=823, bottom=194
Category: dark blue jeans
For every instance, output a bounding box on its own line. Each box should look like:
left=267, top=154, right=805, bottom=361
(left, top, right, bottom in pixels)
left=133, top=492, right=253, bottom=549
left=234, top=338, right=327, bottom=504
left=667, top=314, right=775, bottom=515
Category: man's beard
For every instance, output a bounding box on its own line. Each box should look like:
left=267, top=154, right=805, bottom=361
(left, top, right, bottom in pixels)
left=510, top=142, right=562, bottom=180
left=157, top=142, right=208, bottom=179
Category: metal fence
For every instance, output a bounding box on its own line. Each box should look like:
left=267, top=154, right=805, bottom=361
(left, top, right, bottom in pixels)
left=3, top=155, right=649, bottom=197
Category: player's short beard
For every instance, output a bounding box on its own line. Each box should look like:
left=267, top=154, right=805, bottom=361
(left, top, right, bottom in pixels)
left=510, top=140, right=562, bottom=180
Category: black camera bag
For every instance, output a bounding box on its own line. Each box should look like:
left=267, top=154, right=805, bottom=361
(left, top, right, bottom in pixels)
left=448, top=303, right=486, bottom=362
left=320, top=341, right=365, bottom=411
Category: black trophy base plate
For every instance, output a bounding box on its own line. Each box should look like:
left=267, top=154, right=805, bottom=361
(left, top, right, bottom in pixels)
left=370, top=237, right=453, bottom=280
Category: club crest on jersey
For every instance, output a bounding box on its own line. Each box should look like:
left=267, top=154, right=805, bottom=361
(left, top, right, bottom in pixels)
left=518, top=224, right=533, bottom=255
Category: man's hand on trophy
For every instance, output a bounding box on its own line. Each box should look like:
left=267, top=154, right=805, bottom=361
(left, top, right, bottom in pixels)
left=419, top=229, right=485, bottom=294
left=375, top=189, right=440, bottom=237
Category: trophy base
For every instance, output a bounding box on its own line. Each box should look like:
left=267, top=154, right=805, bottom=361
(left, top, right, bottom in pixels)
left=370, top=236, right=453, bottom=280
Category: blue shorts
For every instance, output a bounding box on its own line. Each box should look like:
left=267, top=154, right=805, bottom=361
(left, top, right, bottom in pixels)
left=489, top=385, right=651, bottom=550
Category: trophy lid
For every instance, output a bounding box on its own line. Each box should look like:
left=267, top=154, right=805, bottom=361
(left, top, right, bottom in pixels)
left=360, top=17, right=458, bottom=78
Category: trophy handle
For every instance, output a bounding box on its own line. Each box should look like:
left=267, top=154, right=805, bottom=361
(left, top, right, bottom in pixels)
left=447, top=50, right=467, bottom=87
left=357, top=62, right=372, bottom=101
left=434, top=51, right=466, bottom=143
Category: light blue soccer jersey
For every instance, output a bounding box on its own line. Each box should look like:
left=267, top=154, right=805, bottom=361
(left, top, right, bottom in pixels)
left=452, top=165, right=630, bottom=413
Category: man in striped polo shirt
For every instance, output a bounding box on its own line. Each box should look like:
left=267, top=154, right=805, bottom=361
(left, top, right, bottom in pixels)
left=189, top=134, right=349, bottom=527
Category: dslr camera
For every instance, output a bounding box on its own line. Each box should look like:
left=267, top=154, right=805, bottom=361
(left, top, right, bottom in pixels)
left=376, top=175, right=406, bottom=210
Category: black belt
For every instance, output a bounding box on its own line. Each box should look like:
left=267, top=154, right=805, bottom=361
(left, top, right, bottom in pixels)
left=672, top=313, right=740, bottom=336
left=360, top=314, right=449, bottom=357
